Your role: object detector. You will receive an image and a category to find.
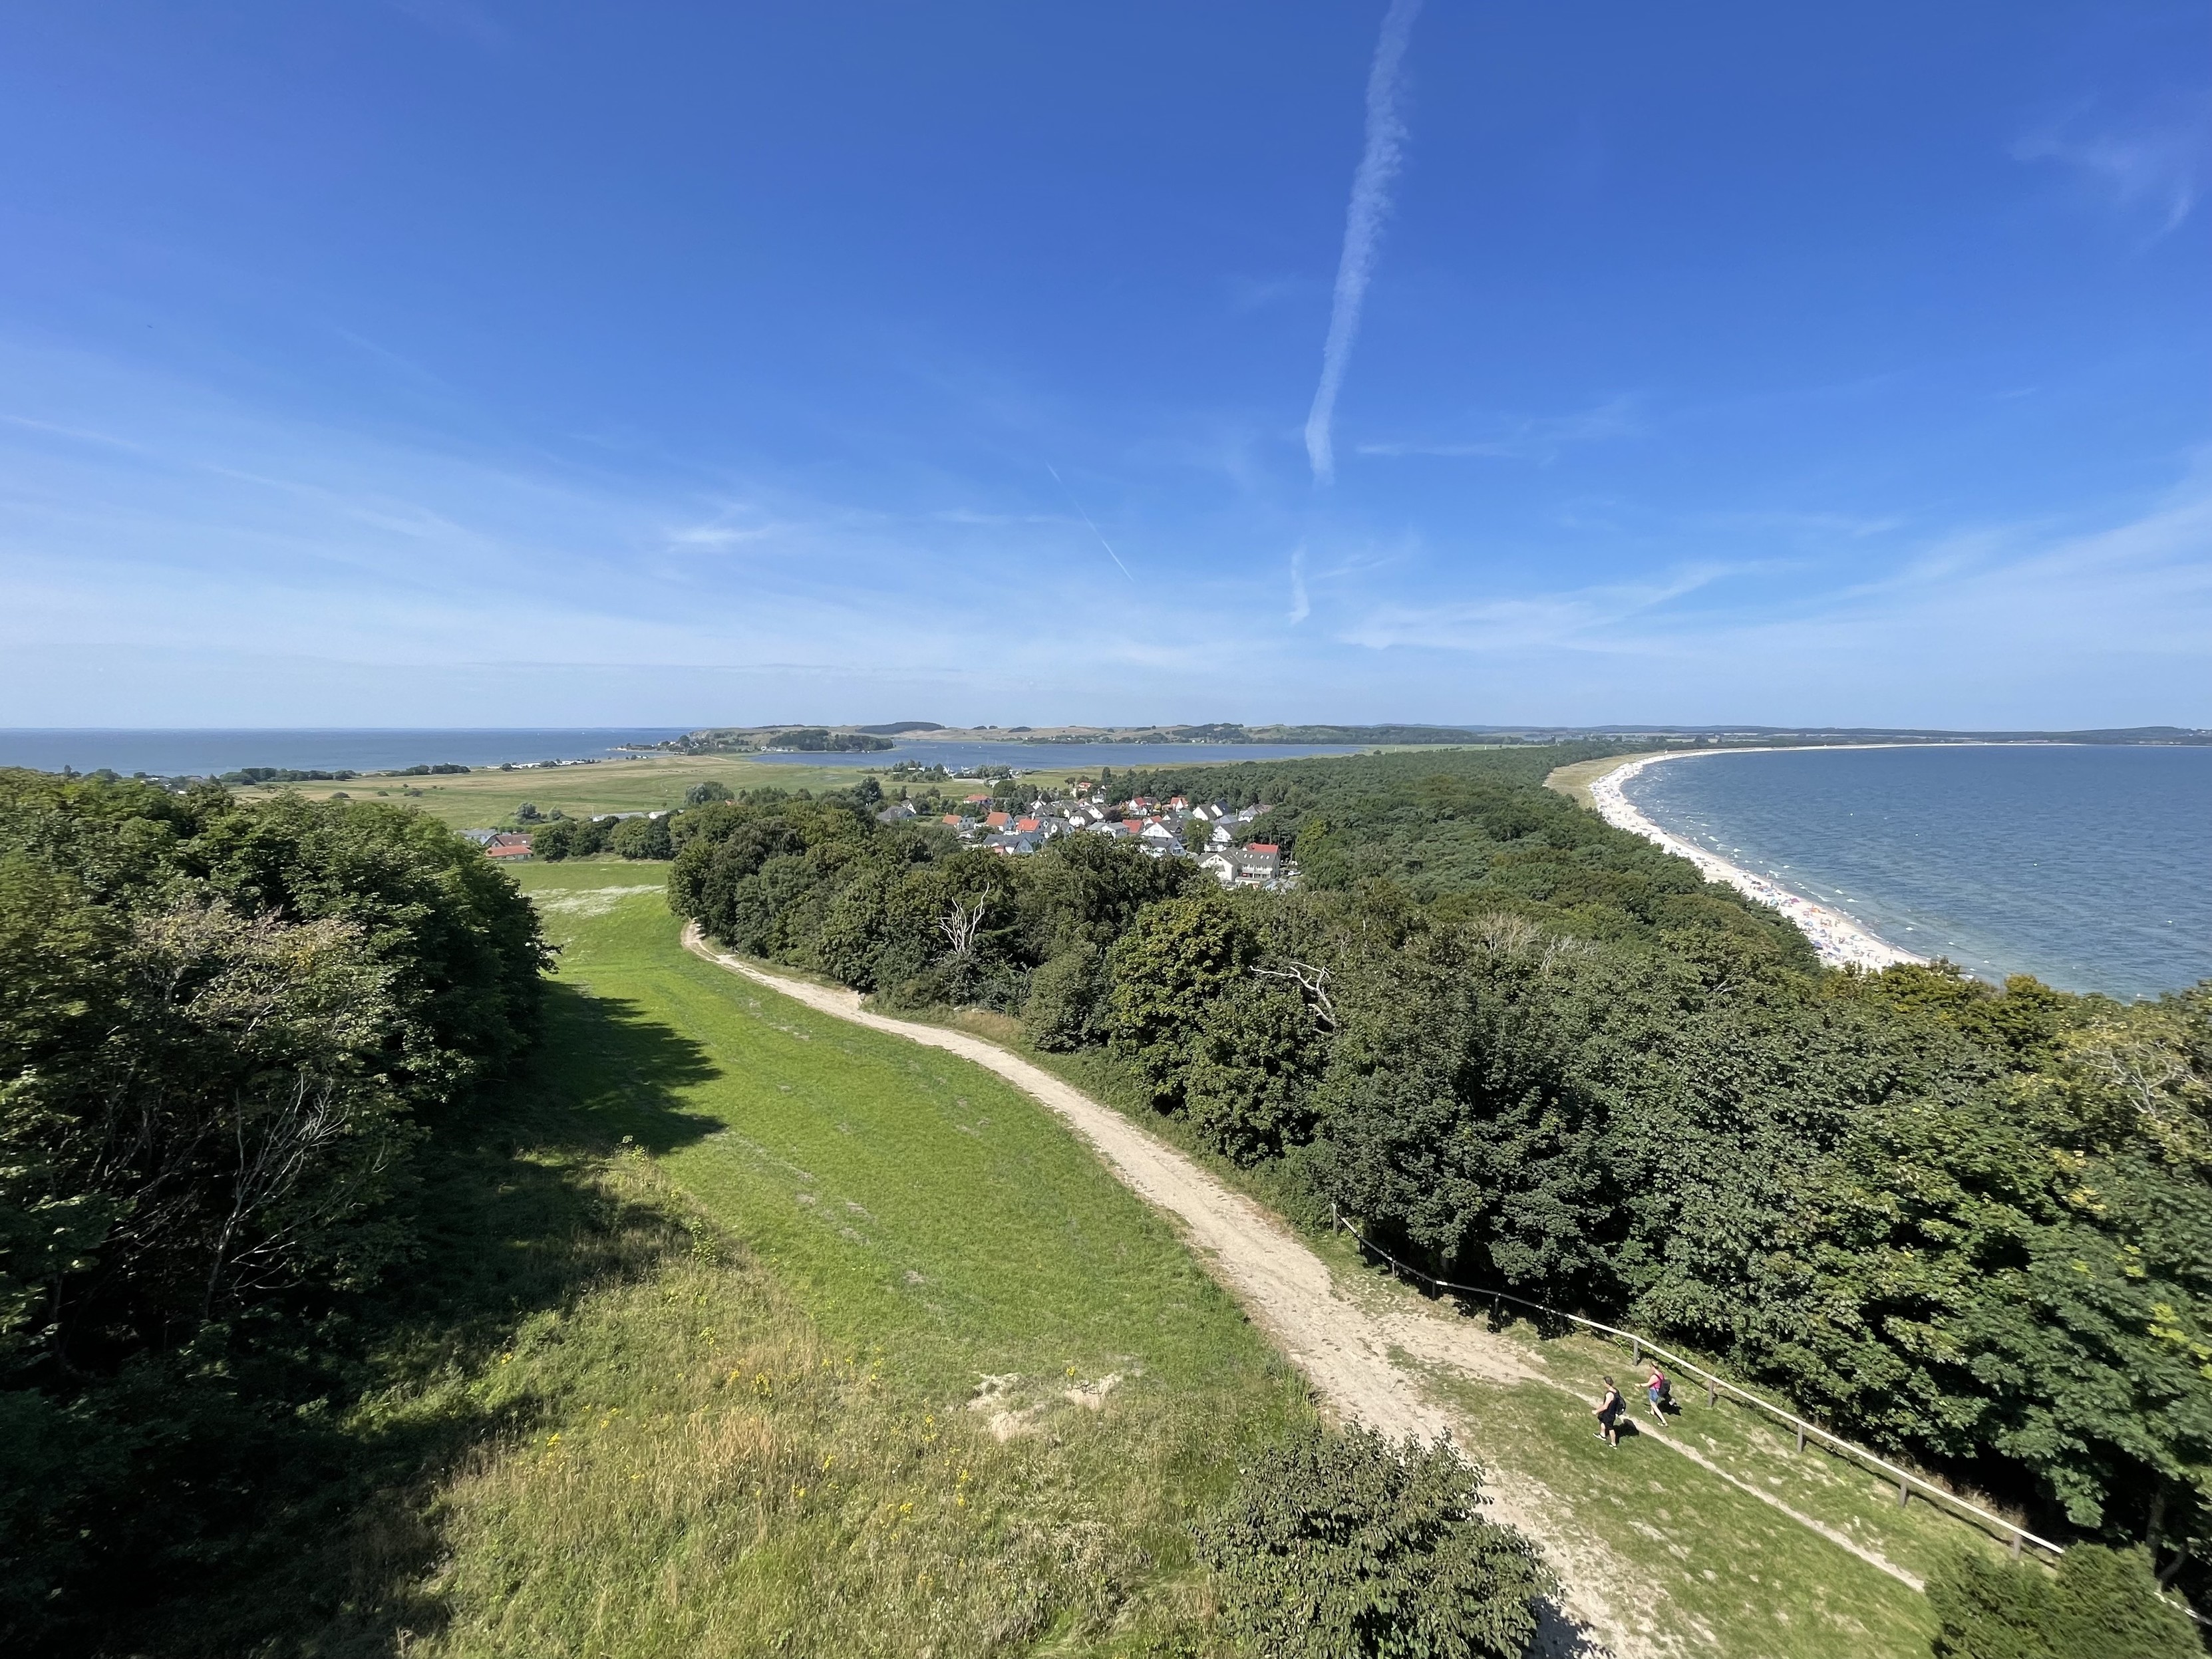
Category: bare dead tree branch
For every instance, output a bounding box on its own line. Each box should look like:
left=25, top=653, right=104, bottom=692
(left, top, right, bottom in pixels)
left=1254, top=961, right=1337, bottom=1030
left=938, top=896, right=990, bottom=957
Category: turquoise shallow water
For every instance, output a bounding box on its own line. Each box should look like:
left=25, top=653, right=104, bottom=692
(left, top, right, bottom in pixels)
left=1624, top=745, right=2212, bottom=1000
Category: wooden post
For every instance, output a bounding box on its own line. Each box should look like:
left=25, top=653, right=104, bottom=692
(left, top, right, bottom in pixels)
left=1898, top=1480, right=1909, bottom=1509
left=1632, top=1336, right=1641, bottom=1364
left=2010, top=1531, right=2022, bottom=1561
left=1707, top=1376, right=1716, bottom=1407
left=1796, top=1426, right=1806, bottom=1454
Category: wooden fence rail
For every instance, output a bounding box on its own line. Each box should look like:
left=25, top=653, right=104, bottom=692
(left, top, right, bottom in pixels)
left=1332, top=1209, right=2065, bottom=1563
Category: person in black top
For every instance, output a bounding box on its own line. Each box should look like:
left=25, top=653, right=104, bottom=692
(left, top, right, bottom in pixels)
left=1593, top=1376, right=1623, bottom=1447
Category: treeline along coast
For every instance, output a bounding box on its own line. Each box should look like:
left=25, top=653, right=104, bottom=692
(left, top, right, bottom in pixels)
left=667, top=747, right=2212, bottom=1602
left=3, top=748, right=2207, bottom=1656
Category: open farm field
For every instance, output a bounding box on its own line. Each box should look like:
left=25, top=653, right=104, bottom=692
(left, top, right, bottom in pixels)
left=234, top=751, right=1166, bottom=828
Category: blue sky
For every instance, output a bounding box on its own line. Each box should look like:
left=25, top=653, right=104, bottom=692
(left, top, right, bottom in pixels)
left=1, top=1, right=2207, bottom=729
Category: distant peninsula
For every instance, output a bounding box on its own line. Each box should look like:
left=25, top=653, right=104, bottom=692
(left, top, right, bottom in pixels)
left=643, top=720, right=2211, bottom=754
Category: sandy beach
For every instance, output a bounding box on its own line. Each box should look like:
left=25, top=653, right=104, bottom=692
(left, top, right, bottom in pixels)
left=1591, top=750, right=1928, bottom=973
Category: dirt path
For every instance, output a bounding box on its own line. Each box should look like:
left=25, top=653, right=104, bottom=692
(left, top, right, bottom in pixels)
left=683, top=929, right=1679, bottom=1656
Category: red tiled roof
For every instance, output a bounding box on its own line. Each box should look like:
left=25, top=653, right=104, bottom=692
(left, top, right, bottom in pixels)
left=1247, top=843, right=1279, bottom=854
left=985, top=811, right=1011, bottom=828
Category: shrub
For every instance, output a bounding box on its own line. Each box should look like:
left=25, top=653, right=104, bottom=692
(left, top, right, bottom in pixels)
left=1926, top=1543, right=2199, bottom=1659
left=1023, top=944, right=1105, bottom=1051
left=1103, top=892, right=1255, bottom=1103
left=1194, top=1426, right=1553, bottom=1659
left=1182, top=979, right=1323, bottom=1164
left=684, top=780, right=733, bottom=806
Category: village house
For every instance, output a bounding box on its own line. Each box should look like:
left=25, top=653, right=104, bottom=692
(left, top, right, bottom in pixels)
left=1200, top=839, right=1293, bottom=889
left=481, top=831, right=534, bottom=862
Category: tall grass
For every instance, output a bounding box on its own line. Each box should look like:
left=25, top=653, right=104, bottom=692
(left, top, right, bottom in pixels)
left=295, top=866, right=1318, bottom=1657
left=376, top=1155, right=1247, bottom=1658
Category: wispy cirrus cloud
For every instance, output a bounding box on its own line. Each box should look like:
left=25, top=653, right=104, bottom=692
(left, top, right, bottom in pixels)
left=1358, top=394, right=1641, bottom=463
left=1288, top=545, right=1311, bottom=623
left=1304, top=0, right=1424, bottom=486
left=2013, top=95, right=2212, bottom=239
left=1341, top=563, right=1736, bottom=653
left=1335, top=456, right=2212, bottom=689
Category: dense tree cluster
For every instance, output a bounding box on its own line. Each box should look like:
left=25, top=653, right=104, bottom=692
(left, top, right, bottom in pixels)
left=1926, top=1543, right=2199, bottom=1658
left=0, top=770, right=547, bottom=1645
left=1193, top=1425, right=1554, bottom=1658
left=666, top=748, right=2212, bottom=1599
left=532, top=812, right=674, bottom=861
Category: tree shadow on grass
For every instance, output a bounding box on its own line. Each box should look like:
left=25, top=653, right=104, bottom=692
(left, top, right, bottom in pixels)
left=520, top=977, right=728, bottom=1155
left=59, top=982, right=734, bottom=1658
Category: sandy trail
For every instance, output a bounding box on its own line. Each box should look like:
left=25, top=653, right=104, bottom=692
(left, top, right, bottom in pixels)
left=683, top=928, right=1672, bottom=1657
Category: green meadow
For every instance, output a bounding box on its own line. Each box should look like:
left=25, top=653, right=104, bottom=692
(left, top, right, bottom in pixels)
left=232, top=751, right=1102, bottom=828
left=293, top=859, right=2036, bottom=1659
left=356, top=860, right=1310, bottom=1658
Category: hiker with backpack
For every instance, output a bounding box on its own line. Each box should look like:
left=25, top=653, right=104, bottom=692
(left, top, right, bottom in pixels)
left=1645, top=1364, right=1671, bottom=1426
left=1593, top=1377, right=1624, bottom=1447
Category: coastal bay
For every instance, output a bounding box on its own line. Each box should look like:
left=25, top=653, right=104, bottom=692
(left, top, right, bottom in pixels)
left=1601, top=744, right=2212, bottom=998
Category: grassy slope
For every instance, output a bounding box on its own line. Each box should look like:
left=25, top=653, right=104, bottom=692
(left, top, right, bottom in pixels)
left=379, top=862, right=1311, bottom=1658
left=322, top=859, right=1998, bottom=1659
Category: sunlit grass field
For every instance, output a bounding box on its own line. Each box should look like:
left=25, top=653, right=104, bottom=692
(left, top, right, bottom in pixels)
left=358, top=861, right=1311, bottom=1658
left=310, top=860, right=2023, bottom=1658
left=232, top=752, right=1106, bottom=828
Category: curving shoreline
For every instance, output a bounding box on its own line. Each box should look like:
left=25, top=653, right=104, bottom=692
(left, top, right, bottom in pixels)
left=1591, top=751, right=1928, bottom=973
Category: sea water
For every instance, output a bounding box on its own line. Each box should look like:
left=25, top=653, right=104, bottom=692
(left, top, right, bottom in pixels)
left=0, top=731, right=1374, bottom=778
left=0, top=728, right=691, bottom=776
left=1624, top=745, right=2212, bottom=1000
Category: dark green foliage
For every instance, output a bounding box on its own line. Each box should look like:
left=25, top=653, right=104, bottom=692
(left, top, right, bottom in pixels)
left=0, top=770, right=548, bottom=1652
left=533, top=814, right=611, bottom=860
left=1193, top=1425, right=1555, bottom=1659
left=1024, top=943, right=1106, bottom=1052
left=683, top=779, right=734, bottom=806
left=610, top=815, right=673, bottom=859
left=1183, top=979, right=1324, bottom=1163
left=1749, top=986, right=2212, bottom=1530
left=1926, top=1545, right=2200, bottom=1659
left=762, top=726, right=894, bottom=752
left=1103, top=891, right=1256, bottom=1101
left=1317, top=925, right=1614, bottom=1295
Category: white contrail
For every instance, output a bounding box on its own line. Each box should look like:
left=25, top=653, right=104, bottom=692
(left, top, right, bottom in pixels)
left=1305, top=0, right=1424, bottom=486
left=1046, top=464, right=1135, bottom=581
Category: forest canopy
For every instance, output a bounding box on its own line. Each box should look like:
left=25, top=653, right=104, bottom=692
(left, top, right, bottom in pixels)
left=0, top=770, right=548, bottom=1646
